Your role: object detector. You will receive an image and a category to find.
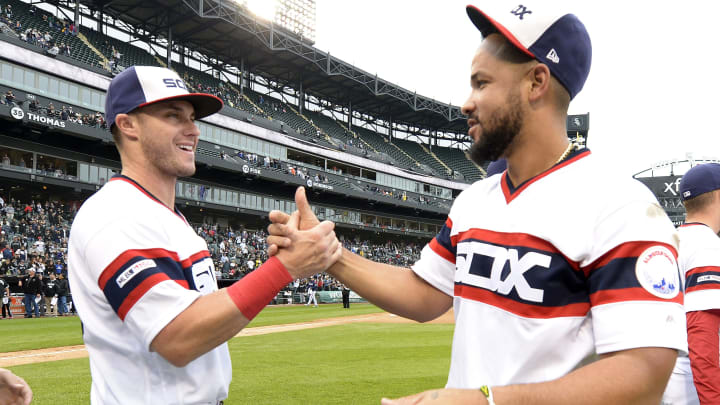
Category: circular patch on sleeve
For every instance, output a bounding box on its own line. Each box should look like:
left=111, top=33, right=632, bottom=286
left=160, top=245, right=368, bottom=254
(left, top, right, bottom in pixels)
left=635, top=246, right=680, bottom=299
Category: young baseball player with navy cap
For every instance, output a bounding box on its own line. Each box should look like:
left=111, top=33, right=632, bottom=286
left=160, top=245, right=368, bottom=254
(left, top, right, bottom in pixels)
left=663, top=163, right=720, bottom=405
left=268, top=2, right=686, bottom=404
left=68, top=66, right=342, bottom=404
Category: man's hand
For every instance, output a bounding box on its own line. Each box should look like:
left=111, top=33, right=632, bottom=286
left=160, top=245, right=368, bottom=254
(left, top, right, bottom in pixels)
left=0, top=368, right=32, bottom=405
left=274, top=206, right=341, bottom=280
left=381, top=388, right=487, bottom=405
left=267, top=187, right=321, bottom=256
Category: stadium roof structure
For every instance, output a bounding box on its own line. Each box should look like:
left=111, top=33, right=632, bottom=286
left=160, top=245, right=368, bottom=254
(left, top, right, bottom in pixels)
left=61, top=0, right=469, bottom=140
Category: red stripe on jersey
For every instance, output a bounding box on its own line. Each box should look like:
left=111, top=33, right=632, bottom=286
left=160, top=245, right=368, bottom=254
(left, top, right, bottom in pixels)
left=429, top=238, right=455, bottom=264
left=583, top=241, right=678, bottom=277
left=445, top=217, right=453, bottom=229
left=116, top=274, right=189, bottom=321
left=180, top=250, right=211, bottom=268
left=678, top=223, right=708, bottom=228
left=590, top=286, right=683, bottom=306
left=451, top=229, right=580, bottom=270
left=687, top=284, right=720, bottom=294
left=454, top=284, right=590, bottom=318
left=686, top=266, right=720, bottom=278
left=98, top=248, right=181, bottom=290
left=500, top=150, right=591, bottom=204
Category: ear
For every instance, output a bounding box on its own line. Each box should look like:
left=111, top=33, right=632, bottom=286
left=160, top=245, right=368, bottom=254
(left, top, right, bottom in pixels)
left=114, top=113, right=140, bottom=142
left=527, top=63, right=552, bottom=103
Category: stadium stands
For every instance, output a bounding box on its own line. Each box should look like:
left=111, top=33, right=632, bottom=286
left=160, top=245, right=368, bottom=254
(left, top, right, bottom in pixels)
left=433, top=146, right=486, bottom=182
left=0, top=1, right=486, bottom=184
left=80, top=26, right=160, bottom=71
left=1, top=0, right=101, bottom=67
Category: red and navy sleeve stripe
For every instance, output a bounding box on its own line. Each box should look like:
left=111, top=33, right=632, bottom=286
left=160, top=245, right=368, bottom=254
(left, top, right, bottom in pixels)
left=428, top=218, right=455, bottom=264
left=686, top=266, right=720, bottom=293
left=98, top=248, right=190, bottom=321
left=584, top=241, right=682, bottom=306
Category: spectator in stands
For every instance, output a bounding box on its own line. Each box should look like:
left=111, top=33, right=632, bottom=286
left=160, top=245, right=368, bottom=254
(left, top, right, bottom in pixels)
left=56, top=272, right=68, bottom=316
left=1, top=243, right=11, bottom=262
left=19, top=268, right=41, bottom=318
left=3, top=90, right=15, bottom=105
left=4, top=4, right=12, bottom=20
left=43, top=271, right=58, bottom=316
left=29, top=98, right=39, bottom=112
left=1, top=153, right=9, bottom=166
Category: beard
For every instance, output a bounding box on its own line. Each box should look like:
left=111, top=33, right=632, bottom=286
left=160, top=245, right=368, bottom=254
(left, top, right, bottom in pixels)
left=469, top=91, right=524, bottom=165
left=140, top=135, right=196, bottom=179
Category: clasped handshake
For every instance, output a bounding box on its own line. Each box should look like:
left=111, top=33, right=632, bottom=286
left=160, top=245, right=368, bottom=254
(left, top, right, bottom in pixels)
left=265, top=186, right=343, bottom=280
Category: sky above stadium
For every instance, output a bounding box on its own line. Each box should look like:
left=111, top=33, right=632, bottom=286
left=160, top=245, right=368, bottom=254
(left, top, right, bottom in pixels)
left=313, top=1, right=718, bottom=177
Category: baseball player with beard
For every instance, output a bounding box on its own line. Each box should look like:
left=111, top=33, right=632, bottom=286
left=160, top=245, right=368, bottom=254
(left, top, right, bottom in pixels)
left=68, top=66, right=341, bottom=404
left=268, top=3, right=686, bottom=404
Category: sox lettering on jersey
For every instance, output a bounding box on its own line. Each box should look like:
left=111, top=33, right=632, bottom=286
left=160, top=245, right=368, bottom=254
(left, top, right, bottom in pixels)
left=456, top=241, right=551, bottom=303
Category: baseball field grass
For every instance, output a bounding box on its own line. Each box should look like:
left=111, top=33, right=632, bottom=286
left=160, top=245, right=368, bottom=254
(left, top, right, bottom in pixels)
left=2, top=303, right=386, bottom=352
left=3, top=304, right=454, bottom=404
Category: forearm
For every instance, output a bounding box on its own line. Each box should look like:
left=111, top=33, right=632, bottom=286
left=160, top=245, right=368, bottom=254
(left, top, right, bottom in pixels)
left=328, top=248, right=451, bottom=322
left=492, top=347, right=676, bottom=405
left=151, top=257, right=291, bottom=366
left=152, top=289, right=250, bottom=366
left=687, top=309, right=720, bottom=404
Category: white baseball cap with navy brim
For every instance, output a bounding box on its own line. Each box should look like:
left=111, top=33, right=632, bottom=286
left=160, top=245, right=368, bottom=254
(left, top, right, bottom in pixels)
left=466, top=2, right=592, bottom=100
left=105, top=66, right=223, bottom=128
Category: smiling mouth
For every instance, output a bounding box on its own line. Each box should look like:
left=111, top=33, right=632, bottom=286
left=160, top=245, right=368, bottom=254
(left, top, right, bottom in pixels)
left=177, top=145, right=194, bottom=152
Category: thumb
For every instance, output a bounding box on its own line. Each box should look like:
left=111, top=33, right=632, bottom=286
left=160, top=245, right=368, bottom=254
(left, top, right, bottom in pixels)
left=295, top=187, right=314, bottom=219
left=286, top=210, right=300, bottom=232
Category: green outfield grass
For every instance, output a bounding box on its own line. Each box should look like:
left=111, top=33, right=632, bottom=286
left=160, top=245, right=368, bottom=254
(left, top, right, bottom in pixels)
left=2, top=303, right=384, bottom=353
left=8, top=322, right=453, bottom=404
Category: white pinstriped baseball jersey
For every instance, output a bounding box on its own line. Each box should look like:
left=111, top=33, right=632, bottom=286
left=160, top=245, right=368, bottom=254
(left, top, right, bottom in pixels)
left=68, top=175, right=230, bottom=405
left=412, top=149, right=687, bottom=388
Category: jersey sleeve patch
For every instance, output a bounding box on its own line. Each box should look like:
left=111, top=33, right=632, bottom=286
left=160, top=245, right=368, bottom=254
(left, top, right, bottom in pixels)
left=98, top=248, right=190, bottom=321
left=686, top=266, right=720, bottom=293
left=586, top=242, right=682, bottom=306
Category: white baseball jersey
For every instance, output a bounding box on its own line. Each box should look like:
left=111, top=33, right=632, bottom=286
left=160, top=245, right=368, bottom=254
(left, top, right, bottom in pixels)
left=679, top=223, right=720, bottom=312
left=68, top=175, right=230, bottom=405
left=412, top=149, right=687, bottom=388
left=662, top=224, right=718, bottom=405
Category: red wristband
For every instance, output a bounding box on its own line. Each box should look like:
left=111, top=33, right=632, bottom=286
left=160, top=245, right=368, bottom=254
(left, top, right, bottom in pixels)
left=226, top=256, right=292, bottom=320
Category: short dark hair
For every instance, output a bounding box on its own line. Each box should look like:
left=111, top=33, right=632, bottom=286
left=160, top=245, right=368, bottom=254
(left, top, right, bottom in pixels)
left=683, top=190, right=718, bottom=214
left=110, top=124, right=122, bottom=147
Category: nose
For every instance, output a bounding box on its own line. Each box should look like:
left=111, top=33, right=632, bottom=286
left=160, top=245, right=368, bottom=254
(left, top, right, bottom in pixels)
left=187, top=120, right=201, bottom=137
left=461, top=94, right=474, bottom=117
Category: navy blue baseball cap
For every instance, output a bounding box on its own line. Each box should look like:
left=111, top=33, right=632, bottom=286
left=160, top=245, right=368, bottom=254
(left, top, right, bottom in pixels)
left=486, top=158, right=507, bottom=177
left=105, top=66, right=223, bottom=129
left=466, top=2, right=592, bottom=100
left=680, top=163, right=720, bottom=201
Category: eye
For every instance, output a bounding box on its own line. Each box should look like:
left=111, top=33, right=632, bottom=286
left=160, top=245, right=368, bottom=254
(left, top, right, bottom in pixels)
left=475, top=80, right=488, bottom=89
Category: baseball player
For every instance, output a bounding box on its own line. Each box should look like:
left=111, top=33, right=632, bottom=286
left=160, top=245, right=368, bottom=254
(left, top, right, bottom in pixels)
left=268, top=3, right=686, bottom=404
left=68, top=66, right=342, bottom=404
left=663, top=163, right=720, bottom=404
left=305, top=278, right=318, bottom=307
left=0, top=276, right=10, bottom=319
